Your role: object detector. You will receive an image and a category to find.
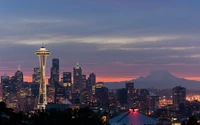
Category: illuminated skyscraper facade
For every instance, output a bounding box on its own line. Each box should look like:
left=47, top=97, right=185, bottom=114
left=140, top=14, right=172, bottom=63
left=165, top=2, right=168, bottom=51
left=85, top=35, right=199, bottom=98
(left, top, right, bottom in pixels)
left=32, top=68, right=41, bottom=83
left=35, top=45, right=51, bottom=109
left=126, top=82, right=137, bottom=108
left=50, top=58, right=59, bottom=85
left=88, top=73, right=96, bottom=94
left=172, top=86, right=186, bottom=110
left=62, top=72, right=72, bottom=99
left=73, top=63, right=82, bottom=92
left=14, top=69, right=23, bottom=83
left=81, top=74, right=87, bottom=89
left=140, top=89, right=150, bottom=109
left=63, top=72, right=72, bottom=83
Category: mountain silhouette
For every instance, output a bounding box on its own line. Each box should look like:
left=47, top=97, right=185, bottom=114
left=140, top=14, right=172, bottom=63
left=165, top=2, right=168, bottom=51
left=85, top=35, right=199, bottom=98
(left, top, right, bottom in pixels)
left=105, top=70, right=200, bottom=90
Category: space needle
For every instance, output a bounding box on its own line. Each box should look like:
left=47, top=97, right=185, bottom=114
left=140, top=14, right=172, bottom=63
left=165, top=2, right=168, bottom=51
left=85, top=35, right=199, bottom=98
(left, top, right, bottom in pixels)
left=35, top=44, right=51, bottom=109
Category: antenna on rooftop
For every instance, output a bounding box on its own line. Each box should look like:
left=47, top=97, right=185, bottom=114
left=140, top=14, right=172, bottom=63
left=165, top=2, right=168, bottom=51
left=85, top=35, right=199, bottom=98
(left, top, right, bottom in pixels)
left=18, top=64, right=21, bottom=71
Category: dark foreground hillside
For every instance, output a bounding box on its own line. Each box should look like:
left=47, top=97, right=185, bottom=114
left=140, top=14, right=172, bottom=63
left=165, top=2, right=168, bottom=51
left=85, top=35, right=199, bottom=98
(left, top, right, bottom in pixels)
left=0, top=102, right=110, bottom=125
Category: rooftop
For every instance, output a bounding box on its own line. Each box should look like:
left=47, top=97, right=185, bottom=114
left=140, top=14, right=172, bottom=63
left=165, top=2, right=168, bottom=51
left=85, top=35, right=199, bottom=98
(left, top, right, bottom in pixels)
left=109, top=112, right=157, bottom=125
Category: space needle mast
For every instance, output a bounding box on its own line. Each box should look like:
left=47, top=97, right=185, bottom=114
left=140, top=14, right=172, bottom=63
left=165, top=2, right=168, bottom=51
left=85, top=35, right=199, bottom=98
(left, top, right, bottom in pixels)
left=35, top=44, right=51, bottom=109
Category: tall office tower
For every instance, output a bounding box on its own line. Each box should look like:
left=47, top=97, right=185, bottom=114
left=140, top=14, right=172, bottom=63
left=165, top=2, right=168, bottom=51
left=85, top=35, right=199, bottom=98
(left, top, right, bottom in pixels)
left=32, top=68, right=41, bottom=83
left=63, top=72, right=72, bottom=83
left=73, top=63, right=82, bottom=92
left=95, top=87, right=109, bottom=107
left=50, top=58, right=59, bottom=85
left=116, top=88, right=127, bottom=106
left=172, top=86, right=186, bottom=110
left=88, top=73, right=96, bottom=94
left=126, top=82, right=135, bottom=108
left=108, top=91, right=116, bottom=109
left=54, top=84, right=65, bottom=104
left=47, top=84, right=55, bottom=103
left=35, top=45, right=51, bottom=109
left=30, top=82, right=40, bottom=97
left=62, top=72, right=72, bottom=99
left=0, top=84, right=2, bottom=102
left=79, top=90, right=90, bottom=107
left=82, top=74, right=87, bottom=89
left=88, top=73, right=96, bottom=89
left=140, top=89, right=150, bottom=110
left=149, top=96, right=159, bottom=109
left=1, top=76, right=10, bottom=84
left=14, top=66, right=23, bottom=83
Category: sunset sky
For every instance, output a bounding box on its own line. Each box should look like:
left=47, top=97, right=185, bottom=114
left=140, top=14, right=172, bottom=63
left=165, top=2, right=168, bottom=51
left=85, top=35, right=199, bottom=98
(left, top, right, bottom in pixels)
left=1, top=0, right=200, bottom=82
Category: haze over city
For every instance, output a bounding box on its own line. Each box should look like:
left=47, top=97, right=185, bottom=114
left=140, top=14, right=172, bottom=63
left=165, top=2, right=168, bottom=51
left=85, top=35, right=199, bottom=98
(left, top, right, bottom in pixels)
left=0, top=0, right=200, bottom=82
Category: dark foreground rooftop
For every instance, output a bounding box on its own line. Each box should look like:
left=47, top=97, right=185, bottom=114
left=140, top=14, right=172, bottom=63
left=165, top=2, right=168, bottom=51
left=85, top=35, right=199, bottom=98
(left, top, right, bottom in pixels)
left=110, top=112, right=157, bottom=125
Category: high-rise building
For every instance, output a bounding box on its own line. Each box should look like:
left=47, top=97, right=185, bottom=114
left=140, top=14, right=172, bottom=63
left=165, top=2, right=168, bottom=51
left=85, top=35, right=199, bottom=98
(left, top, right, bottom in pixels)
left=0, top=84, right=2, bottom=102
left=1, top=76, right=10, bottom=84
left=82, top=74, right=87, bottom=89
left=108, top=91, right=116, bottom=109
left=62, top=72, right=72, bottom=100
left=149, top=96, right=159, bottom=109
left=62, top=72, right=71, bottom=83
left=35, top=45, right=51, bottom=109
left=47, top=84, right=55, bottom=103
left=30, top=82, right=40, bottom=97
left=14, top=66, right=23, bottom=83
left=126, top=82, right=134, bottom=108
left=116, top=88, right=127, bottom=106
left=172, top=86, right=186, bottom=109
left=80, top=90, right=90, bottom=107
left=95, top=87, right=109, bottom=107
left=88, top=73, right=96, bottom=89
left=54, top=84, right=65, bottom=104
left=50, top=58, right=59, bottom=85
left=139, top=89, right=150, bottom=110
left=73, top=63, right=82, bottom=92
left=88, top=73, right=96, bottom=94
left=32, top=68, right=41, bottom=83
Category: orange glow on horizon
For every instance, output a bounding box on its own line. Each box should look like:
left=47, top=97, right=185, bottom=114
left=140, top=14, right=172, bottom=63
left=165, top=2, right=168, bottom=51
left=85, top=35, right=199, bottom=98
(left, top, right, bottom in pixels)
left=24, top=76, right=135, bottom=83
left=23, top=76, right=200, bottom=83
left=184, top=77, right=200, bottom=81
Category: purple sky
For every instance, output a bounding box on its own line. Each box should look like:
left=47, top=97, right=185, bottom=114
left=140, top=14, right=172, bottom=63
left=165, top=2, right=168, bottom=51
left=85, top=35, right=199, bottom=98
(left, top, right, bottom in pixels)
left=0, top=0, right=200, bottom=82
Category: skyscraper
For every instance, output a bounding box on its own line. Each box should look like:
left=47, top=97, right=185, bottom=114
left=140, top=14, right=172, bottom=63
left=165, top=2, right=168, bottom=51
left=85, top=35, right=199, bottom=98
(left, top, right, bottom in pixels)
left=35, top=45, right=51, bottom=109
left=73, top=63, right=82, bottom=92
left=62, top=72, right=72, bottom=83
left=82, top=74, right=87, bottom=89
left=140, top=89, right=150, bottom=109
left=172, top=86, right=186, bottom=109
left=149, top=96, right=159, bottom=109
left=88, top=73, right=96, bottom=94
left=62, top=72, right=72, bottom=100
left=50, top=58, right=59, bottom=85
left=126, top=82, right=137, bottom=108
left=32, top=68, right=41, bottom=83
left=116, top=88, right=127, bottom=106
left=14, top=68, right=23, bottom=83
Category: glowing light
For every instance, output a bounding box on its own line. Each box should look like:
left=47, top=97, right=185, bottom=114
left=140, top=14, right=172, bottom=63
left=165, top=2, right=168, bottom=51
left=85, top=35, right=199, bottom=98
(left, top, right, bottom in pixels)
left=129, top=109, right=133, bottom=112
left=134, top=109, right=138, bottom=112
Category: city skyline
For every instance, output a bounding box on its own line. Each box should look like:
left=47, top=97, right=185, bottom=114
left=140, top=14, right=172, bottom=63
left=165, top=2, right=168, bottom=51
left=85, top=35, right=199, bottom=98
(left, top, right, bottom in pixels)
left=1, top=1, right=200, bottom=82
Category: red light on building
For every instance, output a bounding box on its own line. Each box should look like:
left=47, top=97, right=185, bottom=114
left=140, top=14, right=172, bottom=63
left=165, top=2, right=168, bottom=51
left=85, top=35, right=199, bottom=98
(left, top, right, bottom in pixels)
left=134, top=109, right=138, bottom=112
left=129, top=109, right=133, bottom=112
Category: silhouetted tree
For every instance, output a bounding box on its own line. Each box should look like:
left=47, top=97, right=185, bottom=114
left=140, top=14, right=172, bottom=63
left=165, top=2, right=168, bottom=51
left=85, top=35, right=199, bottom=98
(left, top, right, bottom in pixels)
left=187, top=116, right=198, bottom=125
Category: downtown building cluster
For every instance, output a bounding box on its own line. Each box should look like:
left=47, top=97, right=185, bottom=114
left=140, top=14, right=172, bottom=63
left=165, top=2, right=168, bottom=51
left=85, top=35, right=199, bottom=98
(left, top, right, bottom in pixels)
left=0, top=59, right=160, bottom=113
left=0, top=47, right=189, bottom=119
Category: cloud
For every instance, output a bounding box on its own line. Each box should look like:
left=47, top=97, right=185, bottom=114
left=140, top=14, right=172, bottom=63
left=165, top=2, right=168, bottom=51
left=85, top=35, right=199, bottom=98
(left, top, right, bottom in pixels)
left=0, top=0, right=200, bottom=82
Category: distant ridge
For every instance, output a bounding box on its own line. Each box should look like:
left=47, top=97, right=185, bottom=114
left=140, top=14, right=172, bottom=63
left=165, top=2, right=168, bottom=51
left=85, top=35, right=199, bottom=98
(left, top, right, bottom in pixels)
left=104, top=70, right=200, bottom=90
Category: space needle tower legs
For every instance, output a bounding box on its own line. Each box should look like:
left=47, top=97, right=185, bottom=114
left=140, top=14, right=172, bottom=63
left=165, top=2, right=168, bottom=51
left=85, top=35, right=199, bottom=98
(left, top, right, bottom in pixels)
left=35, top=45, right=51, bottom=109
